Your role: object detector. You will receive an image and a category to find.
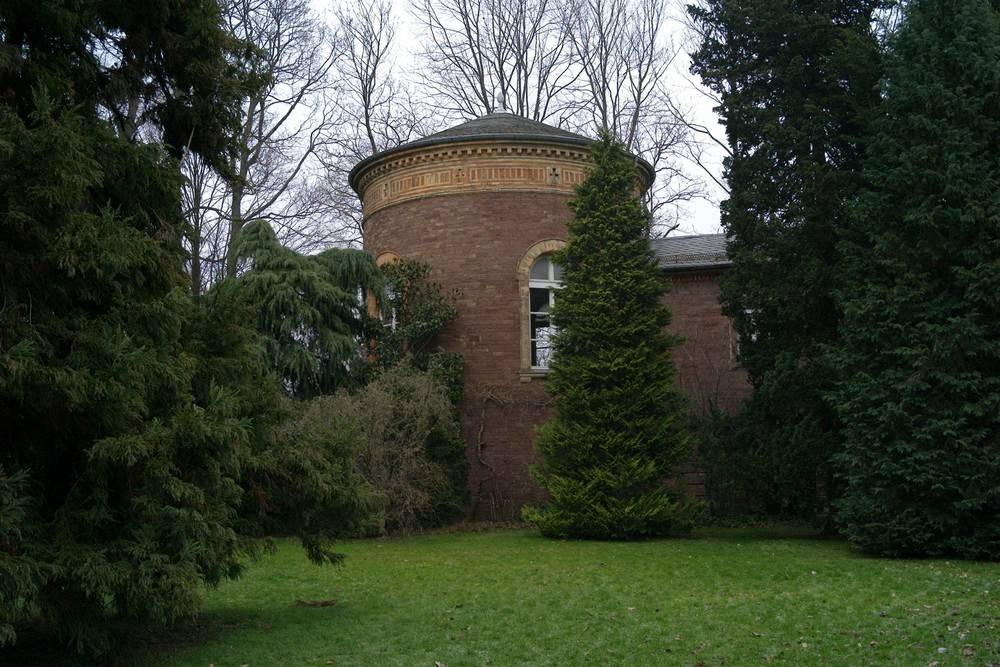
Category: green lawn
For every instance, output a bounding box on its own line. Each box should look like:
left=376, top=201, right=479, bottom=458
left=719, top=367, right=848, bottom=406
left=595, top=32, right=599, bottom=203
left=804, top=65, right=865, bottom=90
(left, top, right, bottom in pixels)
left=129, top=527, right=1000, bottom=667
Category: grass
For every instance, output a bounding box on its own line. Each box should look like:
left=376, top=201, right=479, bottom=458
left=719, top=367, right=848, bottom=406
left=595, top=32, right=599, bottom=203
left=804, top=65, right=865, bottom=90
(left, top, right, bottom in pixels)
left=17, top=527, right=1000, bottom=666
left=138, top=527, right=1000, bottom=667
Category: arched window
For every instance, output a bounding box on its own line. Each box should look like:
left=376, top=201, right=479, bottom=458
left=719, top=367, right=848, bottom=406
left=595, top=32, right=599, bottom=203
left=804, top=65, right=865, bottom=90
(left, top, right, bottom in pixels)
left=369, top=251, right=402, bottom=325
left=518, top=240, right=565, bottom=375
left=528, top=256, right=563, bottom=369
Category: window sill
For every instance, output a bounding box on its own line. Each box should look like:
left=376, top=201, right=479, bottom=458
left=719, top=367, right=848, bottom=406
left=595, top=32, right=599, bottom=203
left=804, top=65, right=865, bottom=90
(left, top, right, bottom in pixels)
left=519, top=369, right=552, bottom=382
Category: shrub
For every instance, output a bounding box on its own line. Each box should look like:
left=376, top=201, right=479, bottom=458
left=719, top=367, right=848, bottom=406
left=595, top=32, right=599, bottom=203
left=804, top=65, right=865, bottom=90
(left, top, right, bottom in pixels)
left=696, top=401, right=836, bottom=523
left=363, top=258, right=465, bottom=405
left=329, top=365, right=468, bottom=534
left=242, top=397, right=382, bottom=556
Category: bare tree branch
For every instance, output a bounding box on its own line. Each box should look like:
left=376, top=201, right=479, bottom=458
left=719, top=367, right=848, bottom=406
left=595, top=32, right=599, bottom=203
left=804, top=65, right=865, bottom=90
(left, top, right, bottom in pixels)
left=411, top=0, right=576, bottom=120
left=181, top=0, right=345, bottom=289
left=312, top=0, right=438, bottom=247
left=562, top=0, right=703, bottom=232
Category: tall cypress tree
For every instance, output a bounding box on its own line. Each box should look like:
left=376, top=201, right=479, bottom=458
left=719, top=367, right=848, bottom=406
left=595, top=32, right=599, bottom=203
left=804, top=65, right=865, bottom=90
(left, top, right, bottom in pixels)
left=523, top=136, right=697, bottom=540
left=688, top=0, right=883, bottom=518
left=830, top=0, right=1000, bottom=559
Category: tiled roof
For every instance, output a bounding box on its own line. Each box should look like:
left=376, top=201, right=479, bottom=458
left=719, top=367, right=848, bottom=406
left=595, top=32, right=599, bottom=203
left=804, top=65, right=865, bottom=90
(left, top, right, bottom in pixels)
left=651, top=233, right=730, bottom=272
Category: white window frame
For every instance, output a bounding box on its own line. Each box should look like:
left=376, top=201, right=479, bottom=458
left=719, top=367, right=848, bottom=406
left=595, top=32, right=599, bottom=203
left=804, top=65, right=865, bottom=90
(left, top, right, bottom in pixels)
left=528, top=257, right=562, bottom=369
left=518, top=240, right=566, bottom=376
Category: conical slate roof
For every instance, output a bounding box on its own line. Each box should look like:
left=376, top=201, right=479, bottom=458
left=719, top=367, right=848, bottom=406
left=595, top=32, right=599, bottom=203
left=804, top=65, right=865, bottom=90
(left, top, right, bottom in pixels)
left=416, top=112, right=592, bottom=145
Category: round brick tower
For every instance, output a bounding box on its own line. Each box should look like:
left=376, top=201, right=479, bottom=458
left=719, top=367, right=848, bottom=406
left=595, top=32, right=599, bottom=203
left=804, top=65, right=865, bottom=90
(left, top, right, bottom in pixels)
left=350, top=113, right=653, bottom=520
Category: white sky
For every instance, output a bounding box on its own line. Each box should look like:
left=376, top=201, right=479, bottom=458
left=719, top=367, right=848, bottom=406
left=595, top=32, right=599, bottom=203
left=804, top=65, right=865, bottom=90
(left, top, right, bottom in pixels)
left=668, top=51, right=727, bottom=236
left=366, top=1, right=728, bottom=236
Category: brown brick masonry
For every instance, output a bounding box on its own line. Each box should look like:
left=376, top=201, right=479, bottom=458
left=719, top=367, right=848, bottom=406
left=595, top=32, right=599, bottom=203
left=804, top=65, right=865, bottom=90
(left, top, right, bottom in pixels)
left=360, top=138, right=750, bottom=518
left=366, top=190, right=570, bottom=518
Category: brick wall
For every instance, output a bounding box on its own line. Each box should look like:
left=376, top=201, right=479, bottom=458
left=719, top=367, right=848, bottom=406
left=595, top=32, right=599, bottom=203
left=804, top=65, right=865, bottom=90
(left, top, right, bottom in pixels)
left=662, top=272, right=753, bottom=499
left=366, top=190, right=570, bottom=518
left=365, top=192, right=751, bottom=520
left=663, top=272, right=752, bottom=416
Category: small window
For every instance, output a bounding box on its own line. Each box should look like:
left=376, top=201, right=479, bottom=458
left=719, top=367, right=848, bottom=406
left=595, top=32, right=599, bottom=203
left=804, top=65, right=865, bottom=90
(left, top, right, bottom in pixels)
left=384, top=284, right=399, bottom=331
left=372, top=251, right=402, bottom=326
left=529, top=256, right=563, bottom=369
left=518, top=239, right=565, bottom=375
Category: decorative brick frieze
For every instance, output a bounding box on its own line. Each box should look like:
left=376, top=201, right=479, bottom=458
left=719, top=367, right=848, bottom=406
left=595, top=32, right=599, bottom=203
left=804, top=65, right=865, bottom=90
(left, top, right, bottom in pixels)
left=355, top=140, right=595, bottom=217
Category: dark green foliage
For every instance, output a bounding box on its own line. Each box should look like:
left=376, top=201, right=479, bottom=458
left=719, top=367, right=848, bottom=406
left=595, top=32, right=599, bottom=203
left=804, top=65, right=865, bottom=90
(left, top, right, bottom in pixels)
left=254, top=395, right=381, bottom=552
left=0, top=469, right=49, bottom=648
left=830, top=0, right=1000, bottom=559
left=234, top=219, right=384, bottom=398
left=0, top=112, right=366, bottom=656
left=193, top=282, right=376, bottom=565
left=0, top=0, right=243, bottom=166
left=696, top=402, right=833, bottom=520
left=376, top=260, right=460, bottom=364
left=0, top=4, right=368, bottom=658
left=228, top=247, right=467, bottom=536
left=524, top=135, right=700, bottom=540
left=349, top=259, right=467, bottom=530
left=688, top=0, right=883, bottom=519
left=0, top=97, right=264, bottom=655
left=367, top=258, right=464, bottom=404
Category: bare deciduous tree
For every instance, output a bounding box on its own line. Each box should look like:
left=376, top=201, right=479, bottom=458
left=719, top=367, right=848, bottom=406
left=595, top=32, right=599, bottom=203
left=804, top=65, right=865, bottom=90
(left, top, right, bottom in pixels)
left=411, top=0, right=704, bottom=233
left=675, top=13, right=733, bottom=196
left=336, top=0, right=417, bottom=155
left=182, top=152, right=229, bottom=293
left=317, top=0, right=433, bottom=245
left=179, top=0, right=720, bottom=282
left=563, top=0, right=701, bottom=232
left=412, top=0, right=577, bottom=120
left=181, top=0, right=343, bottom=290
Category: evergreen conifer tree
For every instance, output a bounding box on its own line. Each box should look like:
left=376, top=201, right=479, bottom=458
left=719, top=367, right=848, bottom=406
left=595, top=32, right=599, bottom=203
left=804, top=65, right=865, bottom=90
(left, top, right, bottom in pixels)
left=830, top=0, right=1000, bottom=559
left=523, top=136, right=698, bottom=540
left=0, top=90, right=274, bottom=659
left=688, top=0, right=883, bottom=518
left=0, top=1, right=370, bottom=656
left=233, top=219, right=384, bottom=397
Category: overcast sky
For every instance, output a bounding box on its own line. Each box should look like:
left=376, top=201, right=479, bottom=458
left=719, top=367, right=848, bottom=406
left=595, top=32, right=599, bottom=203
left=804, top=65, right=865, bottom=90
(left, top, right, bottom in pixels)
left=378, top=2, right=727, bottom=236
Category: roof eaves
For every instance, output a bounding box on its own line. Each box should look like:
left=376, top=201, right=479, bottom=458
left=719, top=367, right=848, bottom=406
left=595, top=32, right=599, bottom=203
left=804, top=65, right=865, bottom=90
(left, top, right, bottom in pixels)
left=652, top=234, right=731, bottom=272
left=659, top=260, right=731, bottom=274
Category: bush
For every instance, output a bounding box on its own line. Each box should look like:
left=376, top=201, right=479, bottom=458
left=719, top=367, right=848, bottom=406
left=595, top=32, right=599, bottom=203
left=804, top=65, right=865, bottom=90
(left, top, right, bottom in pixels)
left=242, top=397, right=382, bottom=557
left=329, top=365, right=468, bottom=534
left=696, top=400, right=836, bottom=523
left=362, top=258, right=465, bottom=405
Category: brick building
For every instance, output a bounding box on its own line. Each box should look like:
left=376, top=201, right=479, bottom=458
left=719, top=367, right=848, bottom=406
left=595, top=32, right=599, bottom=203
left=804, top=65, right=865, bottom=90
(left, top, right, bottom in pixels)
left=350, top=113, right=749, bottom=519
